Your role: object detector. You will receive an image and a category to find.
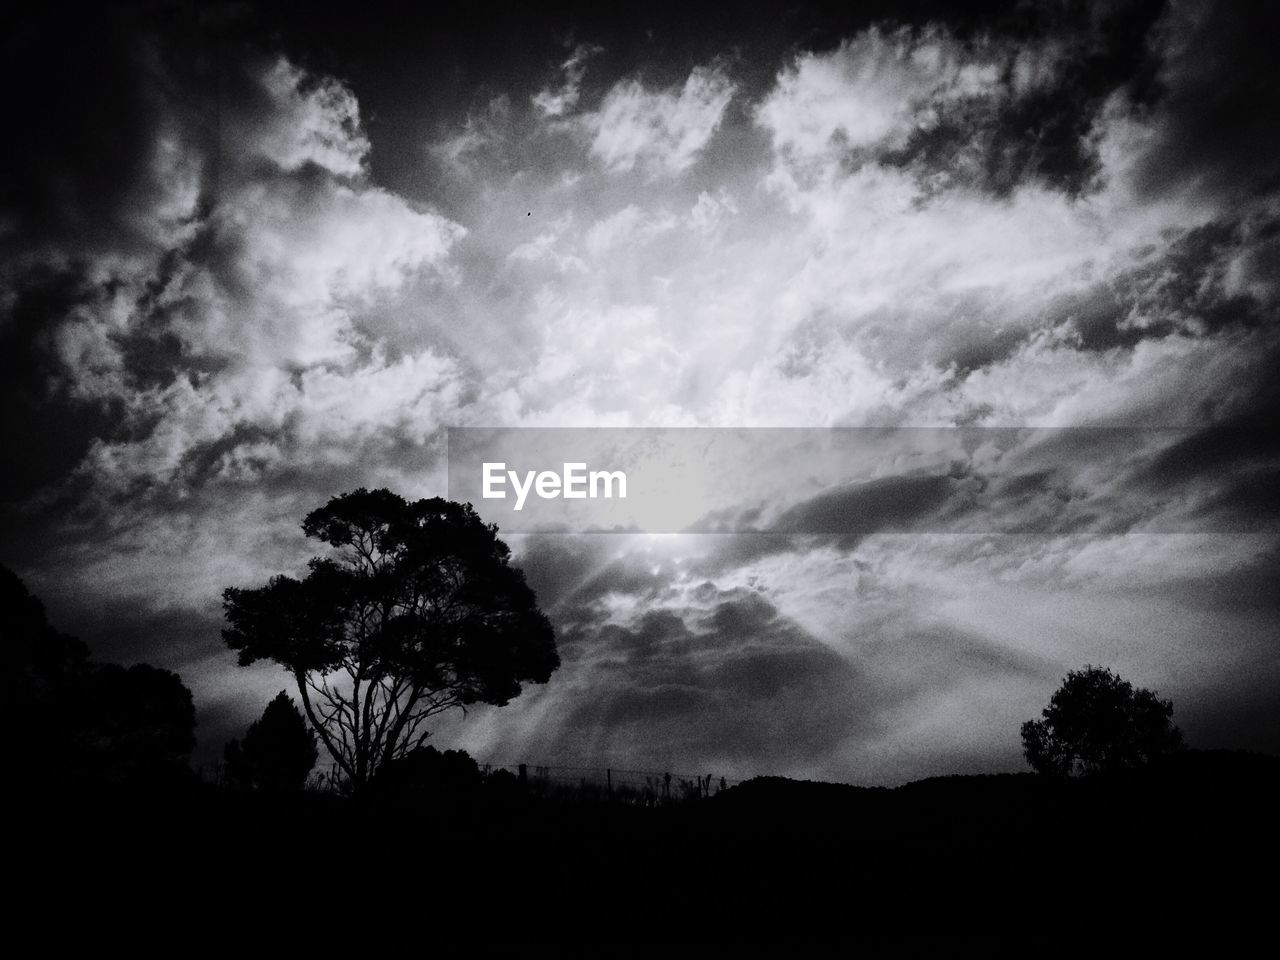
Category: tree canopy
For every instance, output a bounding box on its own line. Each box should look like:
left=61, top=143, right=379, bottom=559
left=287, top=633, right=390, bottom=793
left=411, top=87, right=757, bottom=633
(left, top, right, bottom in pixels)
left=224, top=691, right=318, bottom=791
left=1021, top=665, right=1184, bottom=776
left=6, top=564, right=196, bottom=789
left=222, top=489, right=558, bottom=791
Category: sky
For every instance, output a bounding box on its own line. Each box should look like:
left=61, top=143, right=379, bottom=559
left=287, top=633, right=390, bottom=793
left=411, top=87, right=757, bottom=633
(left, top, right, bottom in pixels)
left=3, top=0, right=1278, bottom=783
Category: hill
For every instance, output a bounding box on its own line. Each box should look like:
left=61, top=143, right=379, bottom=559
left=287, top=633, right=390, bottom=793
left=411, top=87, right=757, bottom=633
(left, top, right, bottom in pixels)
left=14, top=749, right=1278, bottom=942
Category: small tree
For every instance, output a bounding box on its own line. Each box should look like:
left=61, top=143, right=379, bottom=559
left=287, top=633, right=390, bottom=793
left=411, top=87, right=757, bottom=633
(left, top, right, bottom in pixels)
left=78, top=663, right=197, bottom=786
left=224, top=691, right=318, bottom=791
left=373, top=745, right=481, bottom=795
left=1021, top=665, right=1184, bottom=776
left=222, top=489, right=558, bottom=792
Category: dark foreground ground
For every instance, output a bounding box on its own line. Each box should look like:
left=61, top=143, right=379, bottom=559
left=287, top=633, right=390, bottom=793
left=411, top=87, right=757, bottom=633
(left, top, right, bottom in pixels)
left=14, top=749, right=1278, bottom=946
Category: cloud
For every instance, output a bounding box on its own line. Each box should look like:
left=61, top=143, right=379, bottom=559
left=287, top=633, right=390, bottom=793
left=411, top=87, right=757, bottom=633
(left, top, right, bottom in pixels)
left=1108, top=0, right=1280, bottom=207
left=0, top=25, right=473, bottom=728
left=532, top=43, right=602, bottom=118
left=6, top=1, right=1280, bottom=779
left=753, top=8, right=1175, bottom=200
left=771, top=474, right=961, bottom=543
left=436, top=585, right=879, bottom=777
left=507, top=215, right=588, bottom=273
left=584, top=204, right=678, bottom=256
left=428, top=95, right=515, bottom=179
left=687, top=188, right=738, bottom=237
left=4, top=41, right=465, bottom=504
left=586, top=64, right=735, bottom=175
left=756, top=26, right=1004, bottom=164
left=250, top=57, right=370, bottom=176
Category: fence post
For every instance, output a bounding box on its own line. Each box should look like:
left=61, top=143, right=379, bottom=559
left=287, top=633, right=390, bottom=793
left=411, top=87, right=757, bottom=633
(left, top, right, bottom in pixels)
left=607, top=768, right=613, bottom=799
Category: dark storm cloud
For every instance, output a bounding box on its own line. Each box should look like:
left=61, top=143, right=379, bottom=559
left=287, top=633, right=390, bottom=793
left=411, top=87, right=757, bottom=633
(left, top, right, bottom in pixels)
left=0, top=5, right=186, bottom=503
left=1124, top=0, right=1280, bottom=205
left=1130, top=544, right=1280, bottom=616
left=684, top=533, right=803, bottom=571
left=678, top=474, right=970, bottom=568
left=1137, top=425, right=1280, bottom=492
left=2, top=6, right=175, bottom=255
left=876, top=0, right=1168, bottom=197
left=452, top=541, right=1076, bottom=779
left=37, top=590, right=226, bottom=674
left=887, top=622, right=1052, bottom=682
left=971, top=215, right=1279, bottom=375
left=1120, top=362, right=1280, bottom=530
left=772, top=473, right=962, bottom=543
left=1, top=0, right=465, bottom=568
left=495, top=588, right=881, bottom=773
left=671, top=419, right=1280, bottom=562
left=0, top=275, right=125, bottom=502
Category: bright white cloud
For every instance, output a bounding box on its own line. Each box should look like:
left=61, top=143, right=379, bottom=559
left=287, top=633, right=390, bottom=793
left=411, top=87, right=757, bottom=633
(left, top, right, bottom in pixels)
left=587, top=64, right=735, bottom=175
left=41, top=52, right=466, bottom=493
left=584, top=204, right=678, bottom=256
left=756, top=27, right=1002, bottom=164
left=252, top=57, right=370, bottom=177
left=687, top=188, right=739, bottom=237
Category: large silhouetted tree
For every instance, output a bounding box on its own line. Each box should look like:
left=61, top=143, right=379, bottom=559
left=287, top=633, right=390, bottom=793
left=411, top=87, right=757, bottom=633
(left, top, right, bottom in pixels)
left=222, top=489, right=558, bottom=792
left=1021, top=665, right=1184, bottom=776
left=224, top=691, right=318, bottom=791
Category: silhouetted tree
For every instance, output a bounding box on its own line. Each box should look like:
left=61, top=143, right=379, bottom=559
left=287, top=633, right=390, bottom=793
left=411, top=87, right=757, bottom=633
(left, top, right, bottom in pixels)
left=373, top=744, right=481, bottom=795
left=224, top=691, right=318, bottom=791
left=1021, top=665, right=1184, bottom=776
left=222, top=490, right=558, bottom=792
left=5, top=564, right=196, bottom=788
left=78, top=662, right=196, bottom=785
